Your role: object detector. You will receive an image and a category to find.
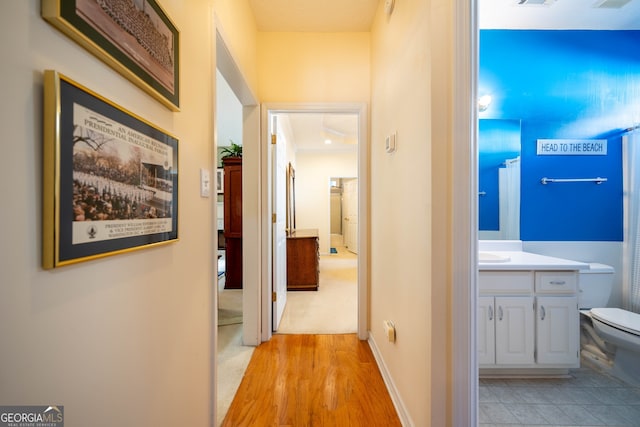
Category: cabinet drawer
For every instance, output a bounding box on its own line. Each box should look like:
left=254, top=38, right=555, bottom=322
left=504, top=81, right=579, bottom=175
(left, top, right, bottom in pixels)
left=535, top=271, right=577, bottom=293
left=479, top=271, right=533, bottom=294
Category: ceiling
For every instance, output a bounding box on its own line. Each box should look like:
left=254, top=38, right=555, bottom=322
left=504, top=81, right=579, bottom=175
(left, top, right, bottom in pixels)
left=248, top=0, right=378, bottom=32
left=480, top=0, right=640, bottom=30
left=279, top=113, right=359, bottom=152
left=251, top=0, right=640, bottom=151
left=248, top=0, right=640, bottom=33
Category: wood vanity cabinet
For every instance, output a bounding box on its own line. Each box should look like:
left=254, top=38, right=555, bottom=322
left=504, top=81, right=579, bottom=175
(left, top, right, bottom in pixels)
left=223, top=156, right=242, bottom=289
left=287, top=229, right=319, bottom=291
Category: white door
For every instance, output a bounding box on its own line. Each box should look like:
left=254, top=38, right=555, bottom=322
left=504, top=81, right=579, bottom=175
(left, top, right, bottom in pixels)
left=495, top=296, right=535, bottom=365
left=536, top=296, right=579, bottom=365
left=343, top=178, right=358, bottom=254
left=477, top=296, right=495, bottom=365
left=271, top=118, right=288, bottom=330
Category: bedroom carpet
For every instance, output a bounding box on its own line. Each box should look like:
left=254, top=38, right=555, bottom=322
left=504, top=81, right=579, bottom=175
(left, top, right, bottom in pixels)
left=276, top=246, right=357, bottom=334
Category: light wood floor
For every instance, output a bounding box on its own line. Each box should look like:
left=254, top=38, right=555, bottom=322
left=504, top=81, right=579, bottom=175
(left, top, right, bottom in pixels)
left=221, top=334, right=401, bottom=427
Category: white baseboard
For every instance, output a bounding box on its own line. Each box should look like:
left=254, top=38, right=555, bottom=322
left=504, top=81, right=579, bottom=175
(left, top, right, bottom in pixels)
left=367, top=333, right=413, bottom=427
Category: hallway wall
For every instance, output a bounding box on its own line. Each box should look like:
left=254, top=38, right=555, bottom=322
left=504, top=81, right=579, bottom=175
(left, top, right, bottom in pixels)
left=0, top=1, right=218, bottom=425
left=370, top=0, right=454, bottom=425
left=295, top=150, right=357, bottom=254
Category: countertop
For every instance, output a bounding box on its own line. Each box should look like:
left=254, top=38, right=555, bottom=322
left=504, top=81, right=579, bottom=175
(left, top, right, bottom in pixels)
left=478, top=251, right=590, bottom=271
left=288, top=228, right=319, bottom=239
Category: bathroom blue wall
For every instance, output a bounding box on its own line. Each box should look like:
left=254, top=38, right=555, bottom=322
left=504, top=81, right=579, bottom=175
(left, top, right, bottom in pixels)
left=479, top=30, right=640, bottom=241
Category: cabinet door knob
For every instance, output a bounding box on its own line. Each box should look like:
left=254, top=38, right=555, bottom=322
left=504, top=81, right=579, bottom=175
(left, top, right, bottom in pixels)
left=540, top=305, right=546, bottom=321
left=488, top=305, right=493, bottom=321
left=498, top=306, right=503, bottom=321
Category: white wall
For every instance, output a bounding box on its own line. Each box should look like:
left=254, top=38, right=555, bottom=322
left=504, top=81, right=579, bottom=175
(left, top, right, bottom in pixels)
left=370, top=0, right=456, bottom=425
left=216, top=69, right=243, bottom=148
left=0, top=1, right=215, bottom=425
left=295, top=150, right=357, bottom=254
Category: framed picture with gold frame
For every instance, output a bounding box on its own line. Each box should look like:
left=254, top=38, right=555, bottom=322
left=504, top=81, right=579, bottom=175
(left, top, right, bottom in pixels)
left=42, top=70, right=179, bottom=269
left=42, top=0, right=180, bottom=111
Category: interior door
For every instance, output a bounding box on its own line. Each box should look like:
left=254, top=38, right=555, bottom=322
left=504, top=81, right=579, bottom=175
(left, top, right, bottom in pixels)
left=343, top=178, right=358, bottom=254
left=271, top=116, right=288, bottom=330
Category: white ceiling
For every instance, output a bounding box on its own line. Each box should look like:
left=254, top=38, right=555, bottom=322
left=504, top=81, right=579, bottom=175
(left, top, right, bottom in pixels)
left=480, top=0, right=640, bottom=30
left=250, top=0, right=640, bottom=151
left=280, top=113, right=359, bottom=152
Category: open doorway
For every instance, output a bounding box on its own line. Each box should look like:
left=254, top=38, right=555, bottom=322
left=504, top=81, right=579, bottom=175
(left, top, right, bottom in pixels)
left=329, top=177, right=358, bottom=255
left=214, top=30, right=261, bottom=425
left=260, top=104, right=369, bottom=341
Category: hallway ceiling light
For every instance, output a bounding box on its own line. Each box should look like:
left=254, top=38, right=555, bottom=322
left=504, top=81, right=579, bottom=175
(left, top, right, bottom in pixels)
left=324, top=139, right=332, bottom=145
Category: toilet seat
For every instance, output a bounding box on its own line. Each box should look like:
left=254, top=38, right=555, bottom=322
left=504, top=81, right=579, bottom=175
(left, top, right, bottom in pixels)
left=591, top=308, right=640, bottom=337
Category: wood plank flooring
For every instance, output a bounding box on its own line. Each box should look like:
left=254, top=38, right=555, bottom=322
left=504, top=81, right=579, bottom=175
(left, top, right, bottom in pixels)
left=221, top=334, right=402, bottom=427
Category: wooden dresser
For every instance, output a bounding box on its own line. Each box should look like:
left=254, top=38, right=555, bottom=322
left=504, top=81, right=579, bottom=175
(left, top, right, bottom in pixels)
left=287, top=229, right=319, bottom=291
left=223, top=156, right=242, bottom=289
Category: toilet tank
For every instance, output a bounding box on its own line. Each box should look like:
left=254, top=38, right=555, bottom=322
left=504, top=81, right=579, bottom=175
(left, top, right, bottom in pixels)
left=579, top=263, right=614, bottom=309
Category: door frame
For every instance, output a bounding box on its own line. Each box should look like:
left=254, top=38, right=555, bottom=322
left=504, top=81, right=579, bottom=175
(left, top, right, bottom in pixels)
left=260, top=103, right=369, bottom=342
left=451, top=0, right=478, bottom=425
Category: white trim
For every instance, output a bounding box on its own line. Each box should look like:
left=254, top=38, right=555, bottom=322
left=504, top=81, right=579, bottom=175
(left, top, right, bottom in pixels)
left=214, top=29, right=261, bottom=347
left=452, top=0, right=478, bottom=425
left=367, top=334, right=413, bottom=426
left=260, top=103, right=369, bottom=342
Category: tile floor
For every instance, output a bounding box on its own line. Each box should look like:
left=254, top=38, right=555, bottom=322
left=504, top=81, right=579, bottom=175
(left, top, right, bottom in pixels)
left=479, top=365, right=640, bottom=426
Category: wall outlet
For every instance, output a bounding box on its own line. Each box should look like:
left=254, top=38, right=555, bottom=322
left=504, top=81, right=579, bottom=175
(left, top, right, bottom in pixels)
left=383, top=320, right=396, bottom=343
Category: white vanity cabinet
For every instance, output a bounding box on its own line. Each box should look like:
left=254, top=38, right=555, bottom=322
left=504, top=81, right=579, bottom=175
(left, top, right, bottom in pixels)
left=479, top=269, right=579, bottom=373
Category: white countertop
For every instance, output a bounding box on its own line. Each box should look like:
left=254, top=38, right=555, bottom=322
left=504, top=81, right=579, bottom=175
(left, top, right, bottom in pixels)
left=478, top=251, right=590, bottom=271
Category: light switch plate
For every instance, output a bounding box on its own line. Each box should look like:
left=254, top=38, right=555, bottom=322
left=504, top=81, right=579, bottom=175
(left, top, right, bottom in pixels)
left=200, top=168, right=210, bottom=198
left=385, top=132, right=397, bottom=153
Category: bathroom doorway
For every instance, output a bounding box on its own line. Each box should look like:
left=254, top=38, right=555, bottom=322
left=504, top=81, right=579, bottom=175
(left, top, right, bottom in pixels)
left=329, top=177, right=358, bottom=255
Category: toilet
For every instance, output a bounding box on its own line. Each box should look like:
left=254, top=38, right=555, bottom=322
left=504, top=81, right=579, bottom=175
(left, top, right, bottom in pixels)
left=579, top=263, right=640, bottom=385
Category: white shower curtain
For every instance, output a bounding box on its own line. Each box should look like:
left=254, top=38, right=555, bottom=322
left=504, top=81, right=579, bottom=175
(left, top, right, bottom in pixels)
left=499, top=157, right=520, bottom=240
left=624, top=131, right=640, bottom=313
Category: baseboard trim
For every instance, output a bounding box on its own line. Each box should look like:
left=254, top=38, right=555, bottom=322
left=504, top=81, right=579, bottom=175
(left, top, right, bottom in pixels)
left=367, top=333, right=413, bottom=427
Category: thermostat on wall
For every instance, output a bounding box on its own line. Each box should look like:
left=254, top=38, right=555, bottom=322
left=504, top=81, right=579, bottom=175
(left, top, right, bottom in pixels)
left=385, top=132, right=397, bottom=153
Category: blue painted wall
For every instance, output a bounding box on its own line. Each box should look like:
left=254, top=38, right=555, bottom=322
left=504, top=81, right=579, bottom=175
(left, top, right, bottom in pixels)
left=479, top=30, right=640, bottom=241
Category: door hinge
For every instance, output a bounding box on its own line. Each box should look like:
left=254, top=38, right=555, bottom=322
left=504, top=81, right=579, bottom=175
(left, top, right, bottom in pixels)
left=271, top=134, right=277, bottom=145
left=272, top=291, right=277, bottom=302
left=272, top=213, right=277, bottom=223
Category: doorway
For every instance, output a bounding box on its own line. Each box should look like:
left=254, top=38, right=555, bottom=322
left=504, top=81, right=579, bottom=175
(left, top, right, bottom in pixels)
left=214, top=29, right=261, bottom=425
left=260, top=104, right=369, bottom=342
left=330, top=177, right=358, bottom=255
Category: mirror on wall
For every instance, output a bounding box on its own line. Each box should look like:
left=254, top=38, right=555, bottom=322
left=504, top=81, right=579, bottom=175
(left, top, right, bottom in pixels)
left=478, top=119, right=522, bottom=240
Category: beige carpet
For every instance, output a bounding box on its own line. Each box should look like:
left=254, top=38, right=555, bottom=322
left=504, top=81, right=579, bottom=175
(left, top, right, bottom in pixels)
left=217, top=323, right=253, bottom=426
left=218, top=286, right=242, bottom=326
left=276, top=245, right=358, bottom=334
